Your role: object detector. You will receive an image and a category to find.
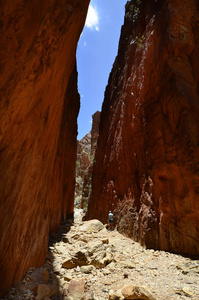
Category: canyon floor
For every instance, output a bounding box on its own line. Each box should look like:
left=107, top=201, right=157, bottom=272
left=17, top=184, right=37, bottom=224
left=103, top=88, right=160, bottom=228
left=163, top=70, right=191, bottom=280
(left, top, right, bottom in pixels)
left=2, top=209, right=199, bottom=300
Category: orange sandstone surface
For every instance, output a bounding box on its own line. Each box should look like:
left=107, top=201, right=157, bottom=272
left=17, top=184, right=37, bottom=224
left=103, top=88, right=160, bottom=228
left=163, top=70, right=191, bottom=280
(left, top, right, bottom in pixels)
left=0, top=0, right=89, bottom=296
left=87, top=0, right=199, bottom=256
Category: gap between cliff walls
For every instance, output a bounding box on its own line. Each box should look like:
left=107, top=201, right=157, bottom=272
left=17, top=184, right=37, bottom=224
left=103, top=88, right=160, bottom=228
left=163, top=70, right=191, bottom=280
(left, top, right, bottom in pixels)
left=75, top=0, right=127, bottom=218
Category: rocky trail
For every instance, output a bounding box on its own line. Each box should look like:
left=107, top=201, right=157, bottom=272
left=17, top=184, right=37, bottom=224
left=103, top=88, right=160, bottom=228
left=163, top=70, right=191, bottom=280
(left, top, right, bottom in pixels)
left=2, top=210, right=199, bottom=300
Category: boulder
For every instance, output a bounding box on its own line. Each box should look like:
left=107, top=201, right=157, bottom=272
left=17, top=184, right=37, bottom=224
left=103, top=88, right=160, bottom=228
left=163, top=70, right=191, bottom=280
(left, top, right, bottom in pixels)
left=80, top=265, right=95, bottom=274
left=62, top=258, right=76, bottom=269
left=109, top=285, right=156, bottom=300
left=109, top=289, right=124, bottom=300
left=79, top=220, right=104, bottom=233
left=17, top=268, right=50, bottom=293
left=176, top=261, right=199, bottom=275
left=62, top=236, right=113, bottom=269
left=67, top=278, right=86, bottom=300
left=121, top=285, right=156, bottom=300
left=35, top=284, right=57, bottom=300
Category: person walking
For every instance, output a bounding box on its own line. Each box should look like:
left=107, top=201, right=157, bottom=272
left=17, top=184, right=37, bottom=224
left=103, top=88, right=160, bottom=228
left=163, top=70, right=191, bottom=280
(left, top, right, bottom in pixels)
left=108, top=211, right=114, bottom=231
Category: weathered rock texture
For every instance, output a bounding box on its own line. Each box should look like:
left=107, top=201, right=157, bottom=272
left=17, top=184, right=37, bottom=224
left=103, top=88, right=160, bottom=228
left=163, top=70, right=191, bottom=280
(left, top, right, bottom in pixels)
left=0, top=0, right=89, bottom=296
left=81, top=111, right=101, bottom=209
left=75, top=111, right=100, bottom=209
left=91, top=111, right=101, bottom=156
left=75, top=132, right=91, bottom=207
left=87, top=0, right=199, bottom=255
left=77, top=132, right=91, bottom=178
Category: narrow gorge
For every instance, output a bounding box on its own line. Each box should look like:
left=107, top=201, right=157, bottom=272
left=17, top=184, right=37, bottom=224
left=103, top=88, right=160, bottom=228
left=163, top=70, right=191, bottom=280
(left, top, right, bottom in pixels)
left=0, top=0, right=199, bottom=298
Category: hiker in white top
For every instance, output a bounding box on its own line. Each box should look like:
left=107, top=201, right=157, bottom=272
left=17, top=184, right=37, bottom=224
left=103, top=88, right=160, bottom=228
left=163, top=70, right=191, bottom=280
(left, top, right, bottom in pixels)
left=108, top=211, right=114, bottom=231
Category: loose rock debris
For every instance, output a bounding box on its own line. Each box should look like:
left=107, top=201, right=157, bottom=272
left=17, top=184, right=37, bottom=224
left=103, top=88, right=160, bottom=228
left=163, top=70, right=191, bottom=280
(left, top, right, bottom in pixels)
left=2, top=210, right=199, bottom=299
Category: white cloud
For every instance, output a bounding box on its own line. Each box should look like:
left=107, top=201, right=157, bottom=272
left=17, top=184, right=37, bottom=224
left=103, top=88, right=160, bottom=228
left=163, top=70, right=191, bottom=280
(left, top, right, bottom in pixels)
left=85, top=5, right=99, bottom=31
left=83, top=41, right=87, bottom=46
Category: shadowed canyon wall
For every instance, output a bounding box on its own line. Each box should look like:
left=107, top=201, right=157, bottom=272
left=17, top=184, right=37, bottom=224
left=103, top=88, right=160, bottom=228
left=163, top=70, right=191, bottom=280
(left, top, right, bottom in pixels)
left=0, top=0, right=89, bottom=295
left=87, top=0, right=199, bottom=255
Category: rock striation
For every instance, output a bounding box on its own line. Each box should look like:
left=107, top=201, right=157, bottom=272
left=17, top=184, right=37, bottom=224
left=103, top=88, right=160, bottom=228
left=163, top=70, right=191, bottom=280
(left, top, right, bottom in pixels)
left=0, top=0, right=89, bottom=296
left=87, top=0, right=199, bottom=255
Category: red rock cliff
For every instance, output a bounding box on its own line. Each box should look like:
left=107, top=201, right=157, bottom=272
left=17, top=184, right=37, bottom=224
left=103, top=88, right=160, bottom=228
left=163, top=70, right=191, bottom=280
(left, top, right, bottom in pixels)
left=81, top=111, right=101, bottom=209
left=0, top=0, right=89, bottom=295
left=75, top=111, right=100, bottom=209
left=87, top=0, right=199, bottom=256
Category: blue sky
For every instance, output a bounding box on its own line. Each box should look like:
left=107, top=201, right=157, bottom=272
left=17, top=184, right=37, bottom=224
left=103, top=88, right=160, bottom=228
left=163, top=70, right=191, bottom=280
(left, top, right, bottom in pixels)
left=77, top=0, right=127, bottom=140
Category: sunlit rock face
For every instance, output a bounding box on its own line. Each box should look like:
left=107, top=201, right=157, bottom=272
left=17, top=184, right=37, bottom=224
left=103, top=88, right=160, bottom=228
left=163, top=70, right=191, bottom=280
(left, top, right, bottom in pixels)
left=0, top=0, right=89, bottom=296
left=75, top=111, right=101, bottom=209
left=81, top=111, right=101, bottom=209
left=75, top=132, right=91, bottom=207
left=87, top=0, right=199, bottom=256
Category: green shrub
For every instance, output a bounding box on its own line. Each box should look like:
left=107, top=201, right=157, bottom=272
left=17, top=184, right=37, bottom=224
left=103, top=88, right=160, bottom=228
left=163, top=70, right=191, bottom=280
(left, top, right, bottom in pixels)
left=135, top=34, right=145, bottom=48
left=126, top=0, right=141, bottom=21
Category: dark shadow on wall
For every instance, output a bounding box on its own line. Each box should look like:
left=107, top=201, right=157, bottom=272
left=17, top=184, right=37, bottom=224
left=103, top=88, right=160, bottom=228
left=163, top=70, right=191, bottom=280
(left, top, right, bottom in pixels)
left=1, top=218, right=74, bottom=300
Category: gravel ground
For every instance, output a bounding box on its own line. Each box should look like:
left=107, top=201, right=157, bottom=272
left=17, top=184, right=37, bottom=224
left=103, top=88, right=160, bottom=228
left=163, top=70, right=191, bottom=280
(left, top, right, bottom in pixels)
left=2, top=211, right=199, bottom=300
